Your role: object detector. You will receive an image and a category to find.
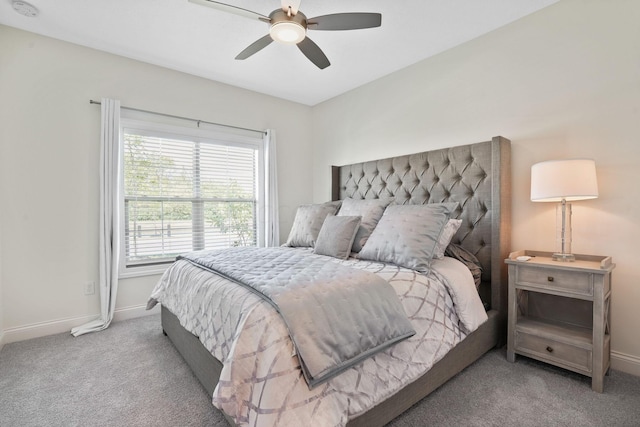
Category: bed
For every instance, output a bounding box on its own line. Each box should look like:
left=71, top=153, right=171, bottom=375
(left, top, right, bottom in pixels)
left=154, top=136, right=512, bottom=426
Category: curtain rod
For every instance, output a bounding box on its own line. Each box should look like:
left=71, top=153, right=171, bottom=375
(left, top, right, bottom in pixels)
left=89, top=100, right=266, bottom=135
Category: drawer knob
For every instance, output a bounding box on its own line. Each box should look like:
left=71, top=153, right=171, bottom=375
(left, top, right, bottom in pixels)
left=547, top=276, right=554, bottom=282
left=546, top=346, right=554, bottom=353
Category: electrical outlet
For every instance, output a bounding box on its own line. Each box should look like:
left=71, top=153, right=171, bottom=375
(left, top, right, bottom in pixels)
left=84, top=281, right=95, bottom=295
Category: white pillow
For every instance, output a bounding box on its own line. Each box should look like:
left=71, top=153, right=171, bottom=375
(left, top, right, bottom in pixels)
left=433, top=218, right=462, bottom=259
left=358, top=203, right=458, bottom=273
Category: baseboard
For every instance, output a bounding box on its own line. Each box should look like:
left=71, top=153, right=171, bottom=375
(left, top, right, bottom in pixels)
left=611, top=350, right=640, bottom=377
left=112, top=303, right=159, bottom=323
left=3, top=308, right=639, bottom=378
left=1, top=304, right=160, bottom=346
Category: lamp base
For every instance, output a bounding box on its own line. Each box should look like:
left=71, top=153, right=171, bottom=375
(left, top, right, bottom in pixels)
left=552, top=252, right=576, bottom=262
left=553, top=200, right=574, bottom=262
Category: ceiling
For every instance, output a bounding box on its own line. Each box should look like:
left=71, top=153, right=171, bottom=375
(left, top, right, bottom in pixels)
left=0, top=0, right=559, bottom=106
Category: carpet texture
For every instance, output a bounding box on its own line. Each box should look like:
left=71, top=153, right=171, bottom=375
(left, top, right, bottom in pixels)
left=1, top=314, right=639, bottom=426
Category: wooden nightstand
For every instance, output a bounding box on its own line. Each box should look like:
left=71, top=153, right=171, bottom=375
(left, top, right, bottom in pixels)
left=505, top=250, right=615, bottom=392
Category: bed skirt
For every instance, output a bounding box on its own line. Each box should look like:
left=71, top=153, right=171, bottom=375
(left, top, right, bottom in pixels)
left=161, top=305, right=500, bottom=427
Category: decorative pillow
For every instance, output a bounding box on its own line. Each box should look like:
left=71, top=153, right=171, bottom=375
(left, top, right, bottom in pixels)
left=358, top=203, right=458, bottom=273
left=433, top=219, right=462, bottom=259
left=337, top=198, right=392, bottom=253
left=445, top=243, right=483, bottom=289
left=284, top=202, right=341, bottom=247
left=313, top=215, right=362, bottom=260
left=323, top=200, right=343, bottom=211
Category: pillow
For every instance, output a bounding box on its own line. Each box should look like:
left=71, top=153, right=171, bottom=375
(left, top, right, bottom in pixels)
left=323, top=200, right=343, bottom=211
left=433, top=219, right=462, bottom=259
left=284, top=202, right=341, bottom=247
left=337, top=198, right=392, bottom=253
left=358, top=203, right=458, bottom=273
left=445, top=243, right=483, bottom=289
left=313, top=215, right=362, bottom=259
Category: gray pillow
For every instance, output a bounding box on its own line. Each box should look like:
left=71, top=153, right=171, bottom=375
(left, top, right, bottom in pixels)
left=337, top=198, right=392, bottom=252
left=313, top=215, right=362, bottom=259
left=284, top=202, right=340, bottom=247
left=358, top=203, right=458, bottom=273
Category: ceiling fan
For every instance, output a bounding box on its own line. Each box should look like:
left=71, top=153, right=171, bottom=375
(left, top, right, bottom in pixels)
left=189, top=0, right=382, bottom=69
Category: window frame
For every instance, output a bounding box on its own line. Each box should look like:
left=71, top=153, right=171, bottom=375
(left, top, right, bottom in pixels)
left=118, top=117, right=265, bottom=278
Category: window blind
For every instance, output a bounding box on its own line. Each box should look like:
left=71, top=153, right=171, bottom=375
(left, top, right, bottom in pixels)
left=123, top=129, right=258, bottom=266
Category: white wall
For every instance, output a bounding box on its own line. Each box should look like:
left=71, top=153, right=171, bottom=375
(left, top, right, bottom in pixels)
left=0, top=25, right=313, bottom=341
left=311, top=0, right=640, bottom=375
left=0, top=202, right=4, bottom=350
left=1, top=0, right=639, bottom=376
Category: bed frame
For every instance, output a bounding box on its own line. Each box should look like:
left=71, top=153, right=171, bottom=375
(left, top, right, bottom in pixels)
left=161, top=136, right=511, bottom=426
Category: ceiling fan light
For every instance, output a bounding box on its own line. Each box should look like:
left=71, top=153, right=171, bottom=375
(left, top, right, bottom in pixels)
left=270, top=21, right=305, bottom=44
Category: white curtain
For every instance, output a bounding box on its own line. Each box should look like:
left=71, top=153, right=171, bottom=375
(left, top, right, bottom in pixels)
left=72, top=98, right=121, bottom=337
left=264, top=129, right=279, bottom=246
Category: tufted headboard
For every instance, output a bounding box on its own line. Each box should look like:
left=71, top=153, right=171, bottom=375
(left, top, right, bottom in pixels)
left=331, top=136, right=511, bottom=314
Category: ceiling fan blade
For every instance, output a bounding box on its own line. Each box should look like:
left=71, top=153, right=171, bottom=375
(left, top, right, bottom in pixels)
left=297, top=37, right=330, bottom=69
left=235, top=34, right=273, bottom=60
left=280, top=0, right=301, bottom=15
left=189, top=0, right=269, bottom=22
left=307, top=13, right=382, bottom=31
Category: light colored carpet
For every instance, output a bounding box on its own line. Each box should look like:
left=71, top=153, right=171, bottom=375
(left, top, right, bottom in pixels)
left=1, top=314, right=639, bottom=426
left=0, top=314, right=226, bottom=426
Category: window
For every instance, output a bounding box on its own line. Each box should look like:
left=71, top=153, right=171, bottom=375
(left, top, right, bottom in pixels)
left=119, top=118, right=265, bottom=276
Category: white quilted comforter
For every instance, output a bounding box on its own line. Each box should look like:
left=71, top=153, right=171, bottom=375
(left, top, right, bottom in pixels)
left=148, top=250, right=487, bottom=427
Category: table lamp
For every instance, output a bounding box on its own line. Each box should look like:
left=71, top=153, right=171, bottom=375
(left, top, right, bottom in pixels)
left=530, top=159, right=598, bottom=262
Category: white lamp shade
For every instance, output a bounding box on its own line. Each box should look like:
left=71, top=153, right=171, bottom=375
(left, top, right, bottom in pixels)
left=531, top=159, right=599, bottom=202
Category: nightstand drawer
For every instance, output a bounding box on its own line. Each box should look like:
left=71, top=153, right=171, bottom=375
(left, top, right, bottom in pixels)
left=518, top=266, right=592, bottom=296
left=516, top=331, right=592, bottom=374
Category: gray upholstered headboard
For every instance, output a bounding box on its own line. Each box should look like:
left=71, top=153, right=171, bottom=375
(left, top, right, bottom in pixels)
left=331, top=136, right=511, bottom=313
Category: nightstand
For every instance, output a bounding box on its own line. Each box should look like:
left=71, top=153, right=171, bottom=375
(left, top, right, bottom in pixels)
left=505, top=250, right=615, bottom=392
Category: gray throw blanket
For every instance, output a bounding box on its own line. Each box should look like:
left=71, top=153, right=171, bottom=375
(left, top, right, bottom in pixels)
left=179, top=247, right=415, bottom=388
